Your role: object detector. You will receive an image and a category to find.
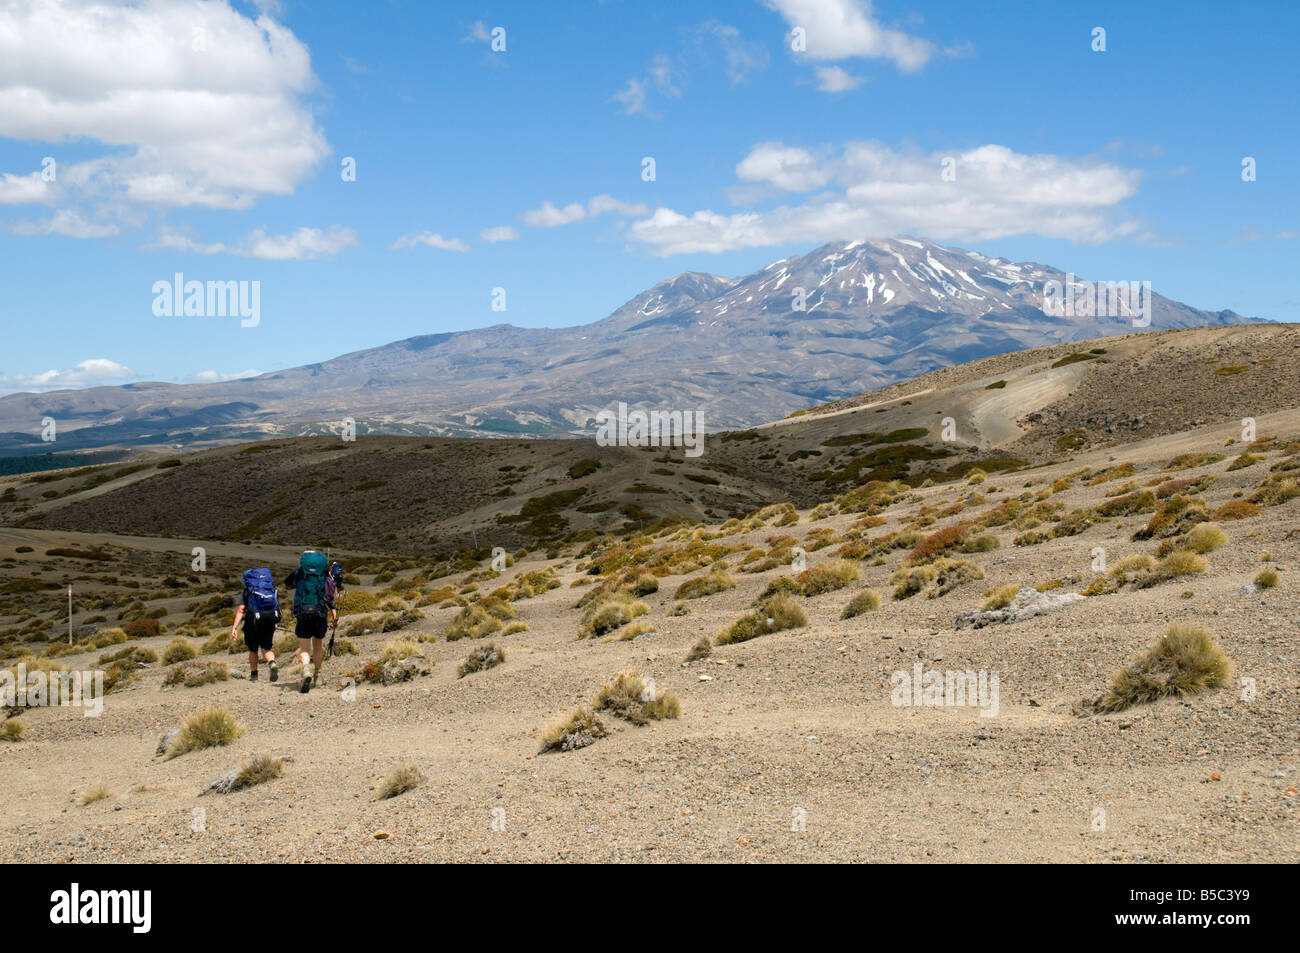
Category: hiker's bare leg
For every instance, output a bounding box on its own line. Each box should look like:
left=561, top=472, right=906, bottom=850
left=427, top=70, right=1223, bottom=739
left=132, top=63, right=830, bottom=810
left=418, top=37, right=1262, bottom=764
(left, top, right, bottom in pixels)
left=247, top=650, right=258, bottom=672
left=298, top=638, right=312, bottom=667
left=263, top=649, right=276, bottom=664
left=312, top=637, right=324, bottom=672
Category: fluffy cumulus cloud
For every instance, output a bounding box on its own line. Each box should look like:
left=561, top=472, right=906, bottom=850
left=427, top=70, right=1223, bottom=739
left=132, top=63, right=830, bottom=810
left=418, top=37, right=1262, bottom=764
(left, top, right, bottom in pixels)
left=523, top=194, right=650, bottom=228
left=0, top=0, right=329, bottom=212
left=814, top=65, right=864, bottom=92
left=2, top=358, right=135, bottom=393
left=629, top=141, right=1141, bottom=255
left=153, top=225, right=357, bottom=259
left=766, top=0, right=937, bottom=72
left=390, top=231, right=470, bottom=252
left=480, top=225, right=519, bottom=243
left=11, top=209, right=119, bottom=238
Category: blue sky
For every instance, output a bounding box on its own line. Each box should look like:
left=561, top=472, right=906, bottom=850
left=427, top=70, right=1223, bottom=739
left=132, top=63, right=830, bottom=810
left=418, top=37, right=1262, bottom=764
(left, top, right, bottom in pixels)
left=1, top=0, right=1296, bottom=394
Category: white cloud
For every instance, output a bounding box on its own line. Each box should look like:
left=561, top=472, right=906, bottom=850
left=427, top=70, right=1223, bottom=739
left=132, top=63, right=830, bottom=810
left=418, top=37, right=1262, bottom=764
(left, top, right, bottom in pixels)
left=629, top=141, right=1141, bottom=255
left=391, top=231, right=470, bottom=252
left=586, top=194, right=650, bottom=218
left=0, top=0, right=328, bottom=211
left=2, top=358, right=135, bottom=393
left=736, top=143, right=831, bottom=192
left=0, top=171, right=51, bottom=204
left=11, top=209, right=119, bottom=238
left=611, top=78, right=649, bottom=116
left=523, top=195, right=650, bottom=228
left=815, top=65, right=864, bottom=92
left=480, top=225, right=519, bottom=243
left=151, top=225, right=357, bottom=259
left=523, top=201, right=587, bottom=227
left=187, top=368, right=262, bottom=383
left=766, top=0, right=938, bottom=72
left=697, top=21, right=769, bottom=84
left=462, top=20, right=492, bottom=43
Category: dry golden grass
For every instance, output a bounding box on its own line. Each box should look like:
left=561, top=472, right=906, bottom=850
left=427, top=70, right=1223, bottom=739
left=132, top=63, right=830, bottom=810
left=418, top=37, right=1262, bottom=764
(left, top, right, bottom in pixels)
left=78, top=783, right=113, bottom=806
left=0, top=720, right=23, bottom=742
left=684, top=636, right=712, bottom=662
left=794, top=559, right=860, bottom=595
left=378, top=765, right=424, bottom=800
left=167, top=706, right=245, bottom=759
left=539, top=707, right=607, bottom=753
left=593, top=671, right=681, bottom=725
left=981, top=584, right=1020, bottom=611
left=445, top=603, right=503, bottom=641
left=1185, top=523, right=1228, bottom=554
left=1254, top=568, right=1279, bottom=590
left=673, top=570, right=737, bottom=600
left=457, top=642, right=505, bottom=678
left=1097, top=624, right=1232, bottom=712
left=161, top=638, right=197, bottom=665
left=233, top=754, right=283, bottom=790
left=841, top=589, right=881, bottom=618
left=715, top=593, right=807, bottom=645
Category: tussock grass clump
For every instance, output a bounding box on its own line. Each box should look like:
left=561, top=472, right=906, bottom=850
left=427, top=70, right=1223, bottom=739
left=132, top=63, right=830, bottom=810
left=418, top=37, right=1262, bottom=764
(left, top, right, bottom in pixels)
left=593, top=671, right=681, bottom=725
left=1109, top=553, right=1156, bottom=580
left=794, top=559, right=860, bottom=595
left=1137, top=550, right=1208, bottom=588
left=445, top=603, right=503, bottom=641
left=1226, top=452, right=1265, bottom=471
left=715, top=594, right=807, bottom=645
left=335, top=591, right=380, bottom=615
left=1163, top=452, right=1223, bottom=471
left=478, top=596, right=517, bottom=620
left=539, top=707, right=607, bottom=753
left=1185, top=522, right=1228, bottom=554
left=1212, top=500, right=1259, bottom=521
left=162, top=638, right=197, bottom=665
left=457, top=642, right=505, bottom=678
left=960, top=533, right=1000, bottom=553
left=98, top=645, right=157, bottom=666
left=841, top=589, right=881, bottom=618
left=378, top=765, right=424, bottom=800
left=673, top=570, right=736, bottom=600
left=503, top=621, right=528, bottom=635
left=580, top=590, right=648, bottom=638
left=167, top=706, right=244, bottom=759
left=1096, top=624, right=1231, bottom=712
left=1082, top=575, right=1116, bottom=597
left=891, top=558, right=984, bottom=600
left=162, top=660, right=229, bottom=688
left=1250, top=475, right=1300, bottom=507
left=981, top=584, right=1020, bottom=611
left=79, top=784, right=113, bottom=805
left=378, top=637, right=422, bottom=665
left=233, top=754, right=283, bottom=790
left=611, top=621, right=656, bottom=642
left=1, top=719, right=24, bottom=742
left=1254, top=568, right=1279, bottom=590
left=684, top=636, right=712, bottom=662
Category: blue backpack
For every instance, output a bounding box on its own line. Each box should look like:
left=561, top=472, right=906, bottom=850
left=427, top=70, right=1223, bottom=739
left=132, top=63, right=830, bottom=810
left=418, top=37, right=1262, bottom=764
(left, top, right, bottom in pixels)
left=242, top=568, right=280, bottom=624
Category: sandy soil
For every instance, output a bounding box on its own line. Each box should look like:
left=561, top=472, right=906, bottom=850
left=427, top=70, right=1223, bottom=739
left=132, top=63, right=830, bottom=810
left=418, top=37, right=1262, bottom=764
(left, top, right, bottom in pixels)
left=2, top=416, right=1296, bottom=863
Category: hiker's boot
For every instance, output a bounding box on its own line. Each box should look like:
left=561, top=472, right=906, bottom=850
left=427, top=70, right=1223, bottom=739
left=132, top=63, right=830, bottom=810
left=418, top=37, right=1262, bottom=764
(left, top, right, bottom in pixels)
left=300, top=661, right=314, bottom=694
left=250, top=669, right=258, bottom=682
left=313, top=667, right=322, bottom=688
left=269, top=660, right=279, bottom=683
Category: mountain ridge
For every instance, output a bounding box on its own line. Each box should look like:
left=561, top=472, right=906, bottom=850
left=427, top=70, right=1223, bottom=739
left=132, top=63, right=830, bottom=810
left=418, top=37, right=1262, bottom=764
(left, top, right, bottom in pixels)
left=0, top=237, right=1265, bottom=454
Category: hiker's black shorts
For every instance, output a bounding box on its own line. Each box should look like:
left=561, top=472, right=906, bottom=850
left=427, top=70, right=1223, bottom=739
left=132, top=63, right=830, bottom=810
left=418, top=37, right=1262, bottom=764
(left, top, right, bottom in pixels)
left=295, top=612, right=329, bottom=641
left=243, top=617, right=276, bottom=653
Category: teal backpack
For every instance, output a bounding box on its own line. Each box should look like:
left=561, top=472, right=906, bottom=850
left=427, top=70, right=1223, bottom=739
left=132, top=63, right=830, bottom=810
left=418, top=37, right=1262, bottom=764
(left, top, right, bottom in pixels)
left=294, top=551, right=330, bottom=619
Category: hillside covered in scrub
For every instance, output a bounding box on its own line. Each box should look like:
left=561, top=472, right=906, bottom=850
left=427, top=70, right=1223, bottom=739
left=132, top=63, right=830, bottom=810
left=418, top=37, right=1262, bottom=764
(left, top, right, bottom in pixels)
left=1, top=326, right=1297, bottom=863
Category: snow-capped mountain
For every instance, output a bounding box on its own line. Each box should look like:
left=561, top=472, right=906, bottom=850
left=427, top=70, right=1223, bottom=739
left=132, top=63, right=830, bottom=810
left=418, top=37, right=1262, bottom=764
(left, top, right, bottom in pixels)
left=0, top=238, right=1262, bottom=453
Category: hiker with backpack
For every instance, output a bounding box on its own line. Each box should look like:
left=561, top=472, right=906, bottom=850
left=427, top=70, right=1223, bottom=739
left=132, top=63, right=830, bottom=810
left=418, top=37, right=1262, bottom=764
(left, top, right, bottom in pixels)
left=284, top=551, right=338, bottom=694
left=229, top=568, right=281, bottom=682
